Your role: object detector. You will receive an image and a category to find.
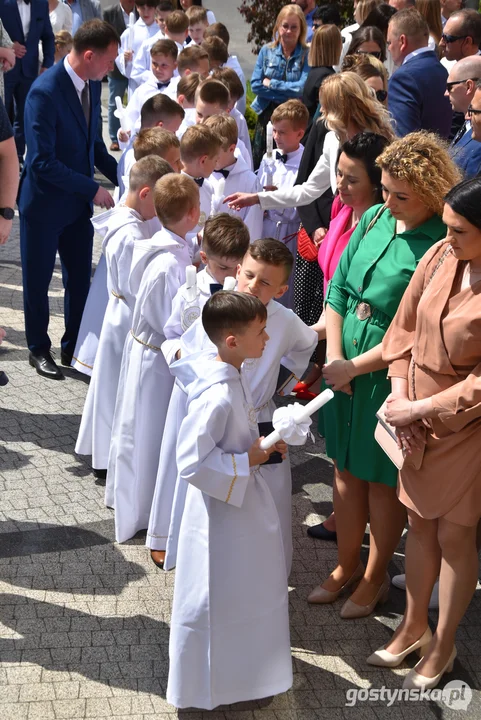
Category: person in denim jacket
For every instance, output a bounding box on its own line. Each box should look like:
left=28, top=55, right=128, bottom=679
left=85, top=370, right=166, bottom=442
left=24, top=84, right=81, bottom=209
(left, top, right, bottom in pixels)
left=250, top=4, right=309, bottom=168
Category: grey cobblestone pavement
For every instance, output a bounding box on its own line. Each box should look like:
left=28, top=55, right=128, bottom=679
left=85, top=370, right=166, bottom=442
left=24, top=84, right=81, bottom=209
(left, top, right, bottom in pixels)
left=1, top=115, right=481, bottom=720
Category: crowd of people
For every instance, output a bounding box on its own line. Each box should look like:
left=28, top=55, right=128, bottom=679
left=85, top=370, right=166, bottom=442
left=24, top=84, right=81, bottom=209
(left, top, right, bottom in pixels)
left=0, top=0, right=481, bottom=711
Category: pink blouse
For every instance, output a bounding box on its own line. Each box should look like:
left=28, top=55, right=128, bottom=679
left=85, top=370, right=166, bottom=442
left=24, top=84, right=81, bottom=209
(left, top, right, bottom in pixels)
left=318, top=197, right=356, bottom=296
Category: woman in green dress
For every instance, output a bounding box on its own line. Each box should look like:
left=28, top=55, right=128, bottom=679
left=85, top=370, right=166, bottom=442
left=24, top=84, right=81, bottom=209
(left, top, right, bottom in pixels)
left=308, top=132, right=461, bottom=618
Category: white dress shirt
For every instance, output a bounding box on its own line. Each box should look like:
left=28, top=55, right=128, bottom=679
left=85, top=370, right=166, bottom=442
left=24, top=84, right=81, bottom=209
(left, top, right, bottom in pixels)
left=17, top=0, right=31, bottom=38
left=64, top=56, right=87, bottom=102
left=402, top=46, right=433, bottom=65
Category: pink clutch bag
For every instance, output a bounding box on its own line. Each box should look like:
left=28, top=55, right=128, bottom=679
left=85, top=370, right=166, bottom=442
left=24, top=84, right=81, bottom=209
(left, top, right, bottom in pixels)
left=375, top=401, right=424, bottom=471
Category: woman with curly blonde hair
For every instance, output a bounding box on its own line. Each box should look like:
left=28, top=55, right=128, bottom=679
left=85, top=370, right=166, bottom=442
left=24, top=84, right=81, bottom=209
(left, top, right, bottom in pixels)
left=307, top=132, right=461, bottom=619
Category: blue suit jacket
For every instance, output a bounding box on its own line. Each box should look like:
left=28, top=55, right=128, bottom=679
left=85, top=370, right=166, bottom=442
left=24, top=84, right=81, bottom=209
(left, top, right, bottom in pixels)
left=18, top=61, right=118, bottom=225
left=0, top=0, right=55, bottom=78
left=450, top=126, right=481, bottom=179
left=388, top=51, right=452, bottom=138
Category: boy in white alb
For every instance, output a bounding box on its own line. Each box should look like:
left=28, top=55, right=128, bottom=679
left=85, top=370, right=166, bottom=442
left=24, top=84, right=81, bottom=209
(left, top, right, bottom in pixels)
left=124, top=39, right=180, bottom=134
left=211, top=66, right=252, bottom=164
left=116, top=0, right=159, bottom=98
left=156, top=240, right=319, bottom=575
left=206, top=114, right=263, bottom=241
left=146, top=213, right=250, bottom=567
left=204, top=22, right=246, bottom=113
left=130, top=0, right=172, bottom=86
left=108, top=174, right=201, bottom=544
left=116, top=95, right=184, bottom=200
left=257, top=100, right=308, bottom=308
left=75, top=157, right=172, bottom=476
left=166, top=291, right=292, bottom=710
left=179, top=124, right=221, bottom=256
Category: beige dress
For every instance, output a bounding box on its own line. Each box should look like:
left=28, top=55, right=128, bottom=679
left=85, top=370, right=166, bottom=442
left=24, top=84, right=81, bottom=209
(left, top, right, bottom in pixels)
left=382, top=240, right=481, bottom=527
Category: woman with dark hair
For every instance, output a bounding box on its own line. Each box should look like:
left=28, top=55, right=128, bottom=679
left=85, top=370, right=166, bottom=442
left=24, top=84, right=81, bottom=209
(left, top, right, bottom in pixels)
left=375, top=176, right=481, bottom=688
left=348, top=25, right=387, bottom=63
left=361, top=3, right=397, bottom=37
left=177, top=0, right=215, bottom=24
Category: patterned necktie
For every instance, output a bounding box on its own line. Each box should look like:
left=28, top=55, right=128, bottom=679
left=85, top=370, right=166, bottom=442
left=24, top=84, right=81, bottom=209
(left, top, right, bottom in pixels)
left=81, top=83, right=90, bottom=128
left=451, top=121, right=467, bottom=146
left=276, top=151, right=288, bottom=163
left=216, top=168, right=230, bottom=179
left=194, top=177, right=204, bottom=187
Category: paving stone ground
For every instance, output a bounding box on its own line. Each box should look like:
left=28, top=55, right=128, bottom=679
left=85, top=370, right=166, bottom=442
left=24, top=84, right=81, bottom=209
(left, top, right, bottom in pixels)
left=1, top=99, right=481, bottom=720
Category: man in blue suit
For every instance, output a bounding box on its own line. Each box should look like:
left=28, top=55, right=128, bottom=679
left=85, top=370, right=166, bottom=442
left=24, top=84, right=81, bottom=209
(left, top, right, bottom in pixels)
left=0, top=0, right=55, bottom=162
left=446, top=56, right=481, bottom=178
left=387, top=8, right=453, bottom=138
left=18, top=19, right=119, bottom=379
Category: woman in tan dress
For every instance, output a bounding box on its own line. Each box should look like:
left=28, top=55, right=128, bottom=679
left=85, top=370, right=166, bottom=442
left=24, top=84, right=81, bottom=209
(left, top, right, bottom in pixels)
left=371, top=176, right=481, bottom=689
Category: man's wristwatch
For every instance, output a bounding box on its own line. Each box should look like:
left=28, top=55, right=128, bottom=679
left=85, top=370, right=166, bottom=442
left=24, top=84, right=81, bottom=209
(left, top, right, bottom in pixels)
left=0, top=208, right=14, bottom=220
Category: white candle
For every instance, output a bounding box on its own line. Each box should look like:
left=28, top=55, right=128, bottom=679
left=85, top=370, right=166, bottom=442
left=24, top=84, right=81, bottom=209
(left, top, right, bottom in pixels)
left=223, top=276, right=236, bottom=291
left=128, top=12, right=135, bottom=51
left=266, top=121, right=273, bottom=160
left=259, top=389, right=334, bottom=450
left=114, top=96, right=128, bottom=132
left=185, top=265, right=197, bottom=302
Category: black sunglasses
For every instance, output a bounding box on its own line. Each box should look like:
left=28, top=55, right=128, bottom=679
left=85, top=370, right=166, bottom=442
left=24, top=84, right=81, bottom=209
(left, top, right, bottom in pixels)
left=446, top=78, right=478, bottom=92
left=441, top=33, right=468, bottom=43
left=356, top=49, right=382, bottom=60
left=467, top=105, right=481, bottom=116
left=376, top=89, right=388, bottom=102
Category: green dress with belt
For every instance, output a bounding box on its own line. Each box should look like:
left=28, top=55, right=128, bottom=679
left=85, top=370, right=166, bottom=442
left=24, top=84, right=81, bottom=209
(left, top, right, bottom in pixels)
left=322, top=203, right=446, bottom=487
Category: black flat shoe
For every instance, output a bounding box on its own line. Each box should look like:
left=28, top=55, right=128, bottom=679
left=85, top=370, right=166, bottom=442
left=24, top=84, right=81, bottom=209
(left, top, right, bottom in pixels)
left=307, top=522, right=337, bottom=542
left=93, top=468, right=107, bottom=480
left=60, top=351, right=73, bottom=367
left=29, top=351, right=64, bottom=380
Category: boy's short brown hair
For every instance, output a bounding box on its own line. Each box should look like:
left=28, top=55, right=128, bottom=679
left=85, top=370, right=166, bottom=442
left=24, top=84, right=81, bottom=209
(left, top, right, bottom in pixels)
left=202, top=213, right=250, bottom=258
left=165, top=9, right=189, bottom=34
left=133, top=127, right=180, bottom=161
left=154, top=173, right=199, bottom=226
left=201, top=36, right=228, bottom=66
left=211, top=67, right=244, bottom=102
left=177, top=44, right=209, bottom=74
left=140, top=93, right=184, bottom=129
left=150, top=38, right=178, bottom=60
left=155, top=0, right=174, bottom=14
left=204, top=114, right=238, bottom=150
left=247, top=238, right=294, bottom=281
left=180, top=125, right=222, bottom=163
left=203, top=22, right=230, bottom=48
left=196, top=78, right=229, bottom=109
left=271, top=99, right=309, bottom=132
left=177, top=72, right=202, bottom=103
left=202, top=291, right=267, bottom=346
left=185, top=6, right=208, bottom=25
left=129, top=155, right=173, bottom=192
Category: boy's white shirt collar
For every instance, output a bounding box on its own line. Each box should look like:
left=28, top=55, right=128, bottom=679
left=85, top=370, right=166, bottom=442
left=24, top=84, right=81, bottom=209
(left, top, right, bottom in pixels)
left=215, top=152, right=250, bottom=177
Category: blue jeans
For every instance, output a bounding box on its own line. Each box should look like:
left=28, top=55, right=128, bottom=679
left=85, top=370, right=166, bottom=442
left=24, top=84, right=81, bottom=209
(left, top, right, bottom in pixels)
left=107, top=74, right=128, bottom=143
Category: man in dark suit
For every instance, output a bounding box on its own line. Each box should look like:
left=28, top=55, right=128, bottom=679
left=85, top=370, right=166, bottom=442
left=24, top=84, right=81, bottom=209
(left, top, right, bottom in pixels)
left=103, top=0, right=136, bottom=150
left=447, top=56, right=481, bottom=178
left=387, top=8, right=453, bottom=138
left=0, top=0, right=55, bottom=162
left=18, top=19, right=119, bottom=379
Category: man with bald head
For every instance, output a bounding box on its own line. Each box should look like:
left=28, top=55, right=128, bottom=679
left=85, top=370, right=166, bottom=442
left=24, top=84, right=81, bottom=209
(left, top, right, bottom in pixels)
left=447, top=55, right=481, bottom=177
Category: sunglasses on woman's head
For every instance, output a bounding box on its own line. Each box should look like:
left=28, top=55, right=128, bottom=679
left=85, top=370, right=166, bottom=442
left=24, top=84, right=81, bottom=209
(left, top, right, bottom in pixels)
left=376, top=89, right=388, bottom=102
left=356, top=49, right=382, bottom=60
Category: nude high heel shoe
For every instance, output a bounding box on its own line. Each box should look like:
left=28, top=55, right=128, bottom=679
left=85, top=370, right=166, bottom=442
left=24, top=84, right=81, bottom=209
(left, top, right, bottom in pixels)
left=307, top=563, right=364, bottom=604
left=366, top=626, right=433, bottom=667
left=402, top=646, right=457, bottom=690
left=339, top=571, right=390, bottom=619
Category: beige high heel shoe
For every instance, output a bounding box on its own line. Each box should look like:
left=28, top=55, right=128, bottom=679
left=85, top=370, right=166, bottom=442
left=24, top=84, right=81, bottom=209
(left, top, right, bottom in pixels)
left=402, top=646, right=457, bottom=690
left=307, top=563, right=364, bottom=604
left=366, top=626, right=433, bottom=667
left=339, top=571, right=390, bottom=619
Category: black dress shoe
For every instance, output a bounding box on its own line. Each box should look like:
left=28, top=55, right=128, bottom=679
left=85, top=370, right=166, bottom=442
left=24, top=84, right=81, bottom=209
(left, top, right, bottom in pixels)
left=307, top=522, right=337, bottom=542
left=29, top=351, right=64, bottom=380
left=60, top=351, right=73, bottom=367
left=93, top=468, right=107, bottom=480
